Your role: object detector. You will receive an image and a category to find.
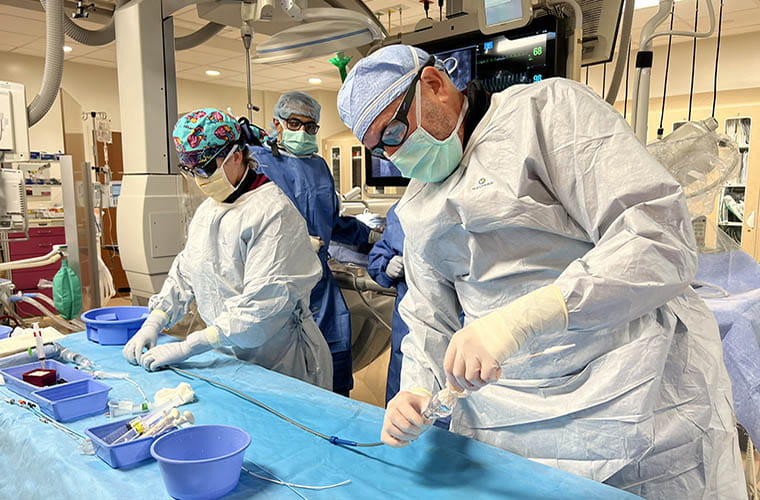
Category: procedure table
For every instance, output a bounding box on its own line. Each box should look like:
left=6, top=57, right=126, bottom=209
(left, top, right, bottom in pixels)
left=0, top=333, right=640, bottom=499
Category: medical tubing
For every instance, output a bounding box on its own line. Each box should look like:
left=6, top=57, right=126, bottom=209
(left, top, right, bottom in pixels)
left=244, top=465, right=308, bottom=500
left=39, top=0, right=118, bottom=47
left=1, top=389, right=86, bottom=441
left=97, top=372, right=148, bottom=402
left=658, top=6, right=676, bottom=136
left=26, top=293, right=82, bottom=330
left=28, top=0, right=64, bottom=126
left=40, top=0, right=222, bottom=50
left=710, top=0, right=724, bottom=117
left=1, top=299, right=27, bottom=328
left=0, top=245, right=64, bottom=272
left=624, top=40, right=631, bottom=119
left=687, top=1, right=699, bottom=121
left=604, top=0, right=635, bottom=105
left=13, top=296, right=77, bottom=332
left=22, top=293, right=79, bottom=330
left=335, top=269, right=392, bottom=331
left=175, top=22, right=225, bottom=51
left=242, top=464, right=351, bottom=491
left=170, top=367, right=384, bottom=447
left=641, top=0, right=715, bottom=49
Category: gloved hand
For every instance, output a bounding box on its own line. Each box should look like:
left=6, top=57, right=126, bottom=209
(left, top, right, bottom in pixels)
left=122, top=310, right=168, bottom=365
left=309, top=236, right=324, bottom=253
left=368, top=228, right=384, bottom=244
left=385, top=255, right=404, bottom=280
left=381, top=390, right=432, bottom=447
left=139, top=327, right=217, bottom=372
left=444, top=285, right=568, bottom=392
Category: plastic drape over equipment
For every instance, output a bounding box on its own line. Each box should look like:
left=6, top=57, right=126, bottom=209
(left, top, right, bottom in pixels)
left=651, top=118, right=760, bottom=450
left=648, top=117, right=740, bottom=219
left=53, top=259, right=82, bottom=320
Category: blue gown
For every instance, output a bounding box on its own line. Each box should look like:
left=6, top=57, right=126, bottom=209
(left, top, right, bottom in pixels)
left=366, top=203, right=408, bottom=403
left=248, top=144, right=370, bottom=394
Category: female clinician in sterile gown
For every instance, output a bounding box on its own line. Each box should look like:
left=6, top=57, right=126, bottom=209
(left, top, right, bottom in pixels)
left=122, top=108, right=332, bottom=390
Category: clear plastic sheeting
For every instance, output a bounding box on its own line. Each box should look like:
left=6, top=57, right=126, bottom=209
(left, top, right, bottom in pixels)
left=652, top=120, right=760, bottom=450
left=178, top=174, right=207, bottom=243
left=648, top=117, right=740, bottom=218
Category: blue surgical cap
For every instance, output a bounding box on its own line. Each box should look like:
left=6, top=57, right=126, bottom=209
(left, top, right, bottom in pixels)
left=338, top=45, right=447, bottom=143
left=273, top=91, right=321, bottom=123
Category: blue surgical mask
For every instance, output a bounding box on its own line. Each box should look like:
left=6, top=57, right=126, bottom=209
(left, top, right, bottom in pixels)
left=389, top=90, right=467, bottom=183
left=281, top=129, right=319, bottom=156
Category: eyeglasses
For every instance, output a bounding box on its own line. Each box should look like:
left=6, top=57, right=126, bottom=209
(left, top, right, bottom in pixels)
left=369, top=56, right=435, bottom=159
left=284, top=117, right=320, bottom=135
left=179, top=144, right=238, bottom=179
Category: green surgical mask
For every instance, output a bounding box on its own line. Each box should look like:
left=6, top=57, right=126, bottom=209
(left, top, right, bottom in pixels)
left=281, top=129, right=319, bottom=156
left=389, top=89, right=467, bottom=183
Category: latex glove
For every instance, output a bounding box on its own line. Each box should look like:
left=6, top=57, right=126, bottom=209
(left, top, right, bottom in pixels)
left=139, top=327, right=217, bottom=372
left=385, top=255, right=404, bottom=280
left=123, top=310, right=168, bottom=365
left=381, top=390, right=432, bottom=447
left=309, top=236, right=324, bottom=252
left=368, top=228, right=384, bottom=244
left=444, top=285, right=568, bottom=392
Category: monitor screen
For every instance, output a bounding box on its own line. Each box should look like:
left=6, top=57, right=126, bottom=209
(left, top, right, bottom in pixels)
left=435, top=46, right=477, bottom=91
left=484, top=0, right=525, bottom=27
left=365, top=16, right=562, bottom=187
left=366, top=155, right=410, bottom=187
left=476, top=32, right=555, bottom=91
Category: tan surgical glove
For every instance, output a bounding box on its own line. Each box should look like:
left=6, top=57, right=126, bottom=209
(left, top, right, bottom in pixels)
left=444, top=285, right=568, bottom=392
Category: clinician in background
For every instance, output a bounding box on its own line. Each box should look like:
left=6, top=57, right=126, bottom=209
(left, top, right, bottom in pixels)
left=246, top=91, right=378, bottom=396
left=337, top=45, right=745, bottom=499
left=123, top=108, right=332, bottom=390
left=367, top=202, right=407, bottom=404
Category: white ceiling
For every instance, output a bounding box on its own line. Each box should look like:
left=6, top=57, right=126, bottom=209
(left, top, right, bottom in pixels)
left=0, top=0, right=759, bottom=92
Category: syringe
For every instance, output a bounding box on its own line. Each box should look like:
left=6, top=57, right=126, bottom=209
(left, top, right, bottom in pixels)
left=58, top=346, right=94, bottom=369
left=105, top=400, right=177, bottom=444
left=32, top=323, right=45, bottom=370
left=422, top=344, right=576, bottom=421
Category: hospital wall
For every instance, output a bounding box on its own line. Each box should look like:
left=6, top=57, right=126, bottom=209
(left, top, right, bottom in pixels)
left=0, top=51, right=347, bottom=156
left=587, top=31, right=760, bottom=260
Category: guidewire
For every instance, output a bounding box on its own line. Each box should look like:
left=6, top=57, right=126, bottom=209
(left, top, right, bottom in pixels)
left=169, top=367, right=384, bottom=448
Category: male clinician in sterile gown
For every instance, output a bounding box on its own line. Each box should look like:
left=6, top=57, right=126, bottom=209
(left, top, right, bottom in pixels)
left=337, top=44, right=746, bottom=499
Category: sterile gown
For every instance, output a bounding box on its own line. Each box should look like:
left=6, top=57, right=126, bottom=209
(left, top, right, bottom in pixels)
left=150, top=182, right=332, bottom=390
left=247, top=144, right=370, bottom=394
left=397, top=78, right=745, bottom=499
left=367, top=203, right=408, bottom=403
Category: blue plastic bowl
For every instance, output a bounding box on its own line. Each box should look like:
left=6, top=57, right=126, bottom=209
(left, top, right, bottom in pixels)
left=151, top=425, right=251, bottom=500
left=81, top=306, right=149, bottom=345
left=0, top=325, right=12, bottom=339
